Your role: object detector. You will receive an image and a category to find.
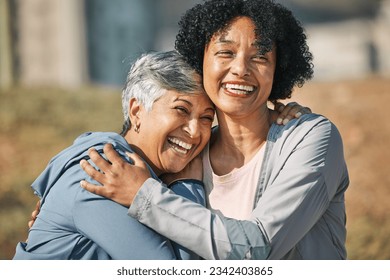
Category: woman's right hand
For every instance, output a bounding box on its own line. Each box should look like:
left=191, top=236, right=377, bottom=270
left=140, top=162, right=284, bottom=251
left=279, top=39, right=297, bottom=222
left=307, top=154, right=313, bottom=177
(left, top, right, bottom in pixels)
left=80, top=144, right=151, bottom=207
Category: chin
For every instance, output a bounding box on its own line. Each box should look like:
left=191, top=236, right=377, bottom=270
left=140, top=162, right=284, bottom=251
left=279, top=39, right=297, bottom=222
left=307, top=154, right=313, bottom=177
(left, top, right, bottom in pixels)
left=168, top=163, right=188, bottom=174
left=168, top=167, right=184, bottom=174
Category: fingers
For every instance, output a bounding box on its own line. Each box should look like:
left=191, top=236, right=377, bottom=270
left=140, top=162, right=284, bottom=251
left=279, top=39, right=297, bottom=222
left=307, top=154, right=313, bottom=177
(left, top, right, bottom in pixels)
left=276, top=103, right=294, bottom=125
left=28, top=220, right=34, bottom=229
left=28, top=209, right=39, bottom=228
left=88, top=147, right=112, bottom=173
left=80, top=145, right=143, bottom=207
left=273, top=101, right=286, bottom=113
left=80, top=179, right=107, bottom=197
left=34, top=199, right=41, bottom=211
left=275, top=102, right=311, bottom=125
left=301, top=106, right=312, bottom=114
left=28, top=200, right=41, bottom=229
left=31, top=209, right=39, bottom=220
left=103, top=143, right=126, bottom=166
left=80, top=179, right=132, bottom=207
left=80, top=159, right=105, bottom=183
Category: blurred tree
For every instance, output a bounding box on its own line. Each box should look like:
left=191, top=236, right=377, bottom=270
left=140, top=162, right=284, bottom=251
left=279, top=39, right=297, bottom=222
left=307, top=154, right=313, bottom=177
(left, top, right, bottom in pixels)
left=0, top=0, right=14, bottom=88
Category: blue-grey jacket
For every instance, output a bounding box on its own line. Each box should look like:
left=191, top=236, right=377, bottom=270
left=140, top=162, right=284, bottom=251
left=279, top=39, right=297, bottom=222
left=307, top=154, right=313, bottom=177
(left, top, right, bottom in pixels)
left=13, top=132, right=205, bottom=260
left=127, top=114, right=349, bottom=259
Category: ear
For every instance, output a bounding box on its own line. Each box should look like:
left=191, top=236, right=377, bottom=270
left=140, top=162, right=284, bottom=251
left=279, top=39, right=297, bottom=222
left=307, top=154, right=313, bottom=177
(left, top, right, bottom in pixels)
left=128, top=98, right=142, bottom=125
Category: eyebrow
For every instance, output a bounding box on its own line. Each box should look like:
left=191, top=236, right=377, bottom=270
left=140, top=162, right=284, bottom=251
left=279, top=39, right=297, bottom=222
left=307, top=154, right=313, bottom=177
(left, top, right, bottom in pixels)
left=174, top=97, right=193, bottom=107
left=216, top=37, right=234, bottom=44
left=216, top=37, right=258, bottom=48
left=175, top=97, right=215, bottom=113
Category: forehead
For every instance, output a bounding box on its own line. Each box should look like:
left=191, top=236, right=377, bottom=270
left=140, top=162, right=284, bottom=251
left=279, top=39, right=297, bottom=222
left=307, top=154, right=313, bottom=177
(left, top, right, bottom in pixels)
left=156, top=89, right=212, bottom=106
left=214, top=17, right=257, bottom=41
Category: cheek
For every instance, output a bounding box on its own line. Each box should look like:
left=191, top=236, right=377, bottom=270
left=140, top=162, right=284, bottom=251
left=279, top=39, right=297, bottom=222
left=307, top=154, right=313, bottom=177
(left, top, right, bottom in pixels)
left=200, top=127, right=212, bottom=148
left=257, top=66, right=275, bottom=85
left=203, top=63, right=223, bottom=92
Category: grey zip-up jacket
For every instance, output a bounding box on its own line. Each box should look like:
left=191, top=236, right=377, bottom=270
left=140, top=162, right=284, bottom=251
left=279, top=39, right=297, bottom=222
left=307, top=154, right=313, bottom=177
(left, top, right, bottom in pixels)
left=128, top=114, right=349, bottom=259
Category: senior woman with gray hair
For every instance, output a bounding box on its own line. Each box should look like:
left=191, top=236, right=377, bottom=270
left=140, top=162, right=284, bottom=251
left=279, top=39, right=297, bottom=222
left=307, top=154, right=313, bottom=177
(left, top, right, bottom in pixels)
left=13, top=50, right=215, bottom=259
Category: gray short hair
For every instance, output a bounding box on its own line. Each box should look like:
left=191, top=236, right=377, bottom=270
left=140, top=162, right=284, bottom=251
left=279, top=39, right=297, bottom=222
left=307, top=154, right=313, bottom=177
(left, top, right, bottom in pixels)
left=121, top=51, right=204, bottom=135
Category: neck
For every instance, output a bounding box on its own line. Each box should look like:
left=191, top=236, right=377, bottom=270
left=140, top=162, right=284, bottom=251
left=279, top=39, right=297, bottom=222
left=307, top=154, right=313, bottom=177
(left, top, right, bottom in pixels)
left=124, top=131, right=161, bottom=176
left=209, top=107, right=277, bottom=175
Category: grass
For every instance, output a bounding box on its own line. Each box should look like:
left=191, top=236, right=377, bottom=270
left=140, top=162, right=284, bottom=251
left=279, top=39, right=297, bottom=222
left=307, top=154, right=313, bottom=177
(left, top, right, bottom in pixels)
left=0, top=86, right=122, bottom=259
left=1, top=78, right=390, bottom=260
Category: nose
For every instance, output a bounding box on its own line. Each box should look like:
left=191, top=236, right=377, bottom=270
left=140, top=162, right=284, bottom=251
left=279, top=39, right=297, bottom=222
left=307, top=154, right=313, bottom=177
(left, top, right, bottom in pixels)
left=184, top=118, right=200, bottom=139
left=231, top=55, right=250, bottom=77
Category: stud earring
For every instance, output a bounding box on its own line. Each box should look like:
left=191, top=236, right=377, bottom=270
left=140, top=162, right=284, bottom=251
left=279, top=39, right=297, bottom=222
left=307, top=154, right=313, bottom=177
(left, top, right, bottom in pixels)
left=134, top=124, right=140, bottom=133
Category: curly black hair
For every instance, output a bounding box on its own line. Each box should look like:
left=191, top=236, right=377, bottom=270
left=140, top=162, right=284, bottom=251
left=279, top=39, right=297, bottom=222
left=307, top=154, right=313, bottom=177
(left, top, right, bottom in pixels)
left=175, top=0, right=314, bottom=101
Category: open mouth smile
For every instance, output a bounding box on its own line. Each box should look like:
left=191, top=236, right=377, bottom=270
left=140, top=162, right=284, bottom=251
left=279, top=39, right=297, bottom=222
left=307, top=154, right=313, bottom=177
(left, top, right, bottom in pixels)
left=167, top=137, right=193, bottom=154
left=223, top=83, right=255, bottom=95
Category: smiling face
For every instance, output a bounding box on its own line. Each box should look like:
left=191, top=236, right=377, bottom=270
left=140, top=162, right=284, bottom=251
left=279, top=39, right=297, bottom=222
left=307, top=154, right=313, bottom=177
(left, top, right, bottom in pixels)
left=129, top=89, right=215, bottom=176
left=203, top=16, right=276, bottom=118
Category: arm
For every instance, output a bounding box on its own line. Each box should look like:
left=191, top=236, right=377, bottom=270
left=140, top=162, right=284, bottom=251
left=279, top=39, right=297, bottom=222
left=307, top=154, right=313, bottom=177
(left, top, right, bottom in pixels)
left=127, top=116, right=348, bottom=259
left=79, top=147, right=206, bottom=260
left=79, top=105, right=316, bottom=259
left=81, top=146, right=270, bottom=259
left=250, top=116, right=348, bottom=259
left=167, top=179, right=207, bottom=259
left=129, top=178, right=270, bottom=259
left=79, top=101, right=311, bottom=201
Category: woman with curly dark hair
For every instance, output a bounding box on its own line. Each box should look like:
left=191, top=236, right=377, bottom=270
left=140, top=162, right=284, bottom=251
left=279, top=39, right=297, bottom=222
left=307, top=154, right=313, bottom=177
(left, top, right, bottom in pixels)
left=81, top=0, right=349, bottom=260
left=175, top=0, right=314, bottom=102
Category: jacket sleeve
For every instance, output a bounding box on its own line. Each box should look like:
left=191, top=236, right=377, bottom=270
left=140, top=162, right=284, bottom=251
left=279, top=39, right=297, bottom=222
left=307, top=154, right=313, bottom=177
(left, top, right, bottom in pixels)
left=128, top=178, right=270, bottom=260
left=128, top=116, right=348, bottom=260
left=168, top=179, right=206, bottom=259
left=251, top=118, right=349, bottom=259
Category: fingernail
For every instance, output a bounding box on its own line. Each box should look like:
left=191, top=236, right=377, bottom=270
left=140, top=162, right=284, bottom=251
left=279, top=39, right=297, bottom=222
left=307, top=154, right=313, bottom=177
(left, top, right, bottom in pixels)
left=276, top=118, right=283, bottom=125
left=80, top=181, right=85, bottom=188
left=295, top=112, right=302, bottom=118
left=283, top=118, right=289, bottom=125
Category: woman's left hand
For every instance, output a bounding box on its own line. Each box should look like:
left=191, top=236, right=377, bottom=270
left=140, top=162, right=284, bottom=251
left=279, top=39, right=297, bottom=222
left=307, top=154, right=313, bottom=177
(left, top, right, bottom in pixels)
left=80, top=144, right=151, bottom=207
left=274, top=101, right=312, bottom=125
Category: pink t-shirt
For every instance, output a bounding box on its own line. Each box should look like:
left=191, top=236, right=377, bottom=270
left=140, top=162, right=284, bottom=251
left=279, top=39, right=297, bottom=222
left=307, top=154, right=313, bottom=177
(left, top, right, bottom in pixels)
left=202, top=143, right=266, bottom=220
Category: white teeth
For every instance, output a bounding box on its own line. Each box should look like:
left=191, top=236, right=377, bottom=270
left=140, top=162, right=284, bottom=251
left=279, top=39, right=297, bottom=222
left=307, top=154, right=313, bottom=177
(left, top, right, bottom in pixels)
left=225, top=83, right=254, bottom=92
left=168, top=137, right=193, bottom=153
left=171, top=146, right=187, bottom=154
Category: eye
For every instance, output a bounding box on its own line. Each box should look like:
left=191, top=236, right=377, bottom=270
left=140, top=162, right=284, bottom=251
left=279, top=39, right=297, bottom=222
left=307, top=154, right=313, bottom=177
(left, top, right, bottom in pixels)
left=175, top=106, right=189, bottom=115
left=215, top=50, right=234, bottom=58
left=201, top=115, right=214, bottom=123
left=252, top=54, right=267, bottom=63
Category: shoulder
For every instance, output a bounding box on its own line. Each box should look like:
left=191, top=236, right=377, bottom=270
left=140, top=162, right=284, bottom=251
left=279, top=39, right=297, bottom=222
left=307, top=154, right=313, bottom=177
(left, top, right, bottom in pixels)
left=73, top=131, right=135, bottom=163
left=270, top=113, right=340, bottom=142
left=268, top=113, right=346, bottom=160
left=73, top=131, right=126, bottom=147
